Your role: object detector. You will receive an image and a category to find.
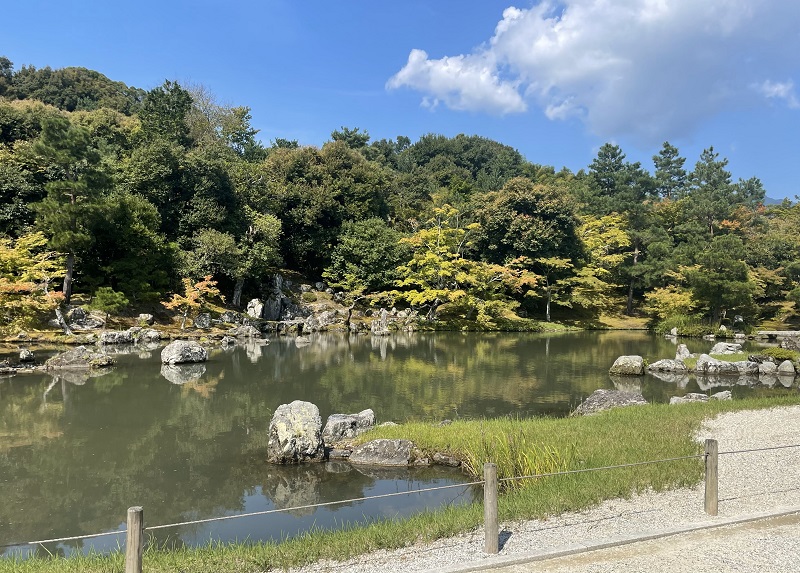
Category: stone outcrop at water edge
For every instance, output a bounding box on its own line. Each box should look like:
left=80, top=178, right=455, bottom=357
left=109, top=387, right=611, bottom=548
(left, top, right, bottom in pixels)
left=572, top=389, right=648, bottom=416
left=267, top=400, right=324, bottom=464
left=160, top=340, right=208, bottom=365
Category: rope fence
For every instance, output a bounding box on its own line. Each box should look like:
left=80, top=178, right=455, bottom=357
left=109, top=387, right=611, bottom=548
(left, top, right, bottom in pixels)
left=5, top=439, right=800, bottom=573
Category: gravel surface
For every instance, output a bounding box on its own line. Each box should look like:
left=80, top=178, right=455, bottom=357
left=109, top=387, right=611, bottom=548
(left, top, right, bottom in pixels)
left=290, top=405, right=800, bottom=573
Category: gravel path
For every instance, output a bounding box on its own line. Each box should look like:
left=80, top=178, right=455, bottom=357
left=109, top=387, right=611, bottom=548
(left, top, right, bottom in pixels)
left=290, top=405, right=800, bottom=573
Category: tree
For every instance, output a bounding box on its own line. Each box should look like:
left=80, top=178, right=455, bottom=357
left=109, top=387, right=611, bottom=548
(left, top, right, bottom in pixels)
left=231, top=209, right=282, bottom=307
left=330, top=126, right=370, bottom=149
left=90, top=287, right=129, bottom=326
left=138, top=80, right=193, bottom=146
left=687, top=146, right=734, bottom=238
left=652, top=142, right=686, bottom=200
left=163, top=276, right=222, bottom=329
left=32, top=116, right=109, bottom=304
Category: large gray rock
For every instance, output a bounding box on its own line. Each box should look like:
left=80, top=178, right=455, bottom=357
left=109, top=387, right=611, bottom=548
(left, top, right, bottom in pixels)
left=99, top=330, right=134, bottom=345
left=267, top=400, right=324, bottom=464
left=139, top=328, right=161, bottom=342
left=780, top=337, right=800, bottom=351
left=609, top=355, right=645, bottom=376
left=349, top=439, right=415, bottom=466
left=45, top=346, right=114, bottom=369
left=759, top=361, right=778, bottom=375
left=710, top=342, right=742, bottom=355
left=227, top=325, right=261, bottom=338
left=675, top=344, right=692, bottom=361
left=694, top=354, right=739, bottom=375
left=778, top=360, right=797, bottom=375
left=137, top=313, right=154, bottom=325
left=322, top=409, right=376, bottom=444
left=160, top=340, right=208, bottom=365
left=19, top=349, right=34, bottom=363
left=711, top=390, right=733, bottom=401
left=670, top=393, right=709, bottom=404
left=572, top=389, right=648, bottom=416
left=647, top=359, right=687, bottom=373
left=246, top=299, right=265, bottom=319
left=194, top=313, right=212, bottom=329
left=66, top=307, right=105, bottom=330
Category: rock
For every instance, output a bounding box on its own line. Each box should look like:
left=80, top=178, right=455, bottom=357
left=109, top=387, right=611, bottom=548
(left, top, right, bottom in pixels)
left=647, top=359, right=687, bottom=373
left=137, top=313, right=154, bottom=325
left=139, top=328, right=161, bottom=342
left=19, top=349, right=34, bottom=363
left=734, top=361, right=759, bottom=375
left=719, top=325, right=727, bottom=332
left=780, top=337, right=800, bottom=351
left=314, top=281, right=325, bottom=291
left=759, top=361, right=778, bottom=375
left=160, top=363, right=206, bottom=385
left=694, top=354, right=739, bottom=375
left=300, top=284, right=312, bottom=292
left=295, top=336, right=311, bottom=347
left=711, top=390, right=732, bottom=401
left=703, top=334, right=716, bottom=341
left=219, top=311, right=240, bottom=324
left=670, top=393, right=709, bottom=404
left=99, top=330, right=134, bottom=344
left=160, top=340, right=208, bottom=365
left=608, top=355, right=645, bottom=376
left=432, top=452, right=461, bottom=467
left=45, top=346, right=114, bottom=369
left=675, top=344, right=691, bottom=361
left=710, top=342, right=742, bottom=354
left=322, top=409, right=376, bottom=443
left=221, top=336, right=236, bottom=346
left=246, top=299, right=265, bottom=319
left=227, top=325, right=261, bottom=338
left=778, top=360, right=797, bottom=375
left=670, top=327, right=678, bottom=336
left=734, top=333, right=746, bottom=341
left=349, top=439, right=415, bottom=466
left=194, top=313, right=212, bottom=329
left=267, top=400, right=324, bottom=464
left=572, top=389, right=648, bottom=416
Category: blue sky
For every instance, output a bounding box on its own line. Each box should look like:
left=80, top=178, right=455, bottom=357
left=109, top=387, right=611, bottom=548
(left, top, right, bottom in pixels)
left=5, top=0, right=800, bottom=199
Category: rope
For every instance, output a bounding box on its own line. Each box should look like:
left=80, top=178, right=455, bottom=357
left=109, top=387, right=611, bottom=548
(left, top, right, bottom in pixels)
left=0, top=529, right=123, bottom=550
left=146, top=479, right=483, bottom=531
left=719, top=443, right=800, bottom=456
left=498, top=454, right=705, bottom=484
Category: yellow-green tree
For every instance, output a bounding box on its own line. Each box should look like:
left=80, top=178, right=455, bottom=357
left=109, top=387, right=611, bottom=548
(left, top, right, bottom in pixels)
left=163, top=275, right=222, bottom=329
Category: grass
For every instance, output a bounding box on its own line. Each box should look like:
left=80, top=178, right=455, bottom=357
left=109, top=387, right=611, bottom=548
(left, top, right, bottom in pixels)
left=683, top=352, right=750, bottom=370
left=4, top=396, right=800, bottom=572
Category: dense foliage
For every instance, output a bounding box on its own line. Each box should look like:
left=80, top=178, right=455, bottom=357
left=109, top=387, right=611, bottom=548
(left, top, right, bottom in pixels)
left=1, top=56, right=798, bottom=330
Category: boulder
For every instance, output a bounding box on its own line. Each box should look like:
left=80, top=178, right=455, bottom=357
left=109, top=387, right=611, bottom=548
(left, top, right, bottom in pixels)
left=734, top=361, right=759, bottom=375
left=694, top=354, right=739, bottom=375
left=669, top=327, right=678, bottom=336
left=609, top=355, right=645, bottom=376
left=670, top=393, right=709, bottom=404
left=267, top=400, right=324, bottom=464
left=349, top=439, right=415, bottom=466
left=99, top=330, right=134, bottom=345
left=246, top=299, right=265, bottom=319
left=220, top=336, right=236, bottom=346
left=759, top=361, right=778, bottom=375
left=647, top=359, right=687, bottom=373
left=194, top=313, right=212, bottom=329
left=219, top=311, right=240, bottom=324
left=432, top=452, right=461, bottom=467
left=572, top=389, right=648, bottom=416
left=139, top=328, right=161, bottom=342
left=45, top=346, right=114, bottom=369
left=137, top=313, right=154, bottom=325
left=314, top=281, right=326, bottom=291
left=160, top=363, right=206, bottom=385
left=675, top=344, right=692, bottom=361
left=780, top=337, right=800, bottom=351
left=702, top=334, right=716, bottom=341
left=711, top=390, right=732, bottom=401
left=322, top=409, right=375, bottom=443
left=19, top=349, right=34, bottom=363
left=160, top=340, right=208, bottom=365
left=227, top=325, right=261, bottom=338
left=710, top=342, right=742, bottom=355
left=778, top=360, right=797, bottom=375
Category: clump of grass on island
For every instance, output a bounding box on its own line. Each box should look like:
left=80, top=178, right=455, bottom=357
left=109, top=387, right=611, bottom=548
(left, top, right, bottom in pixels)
left=6, top=396, right=800, bottom=573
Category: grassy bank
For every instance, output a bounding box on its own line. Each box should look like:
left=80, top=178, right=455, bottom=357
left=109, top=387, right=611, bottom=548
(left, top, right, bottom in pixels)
left=4, top=396, right=800, bottom=572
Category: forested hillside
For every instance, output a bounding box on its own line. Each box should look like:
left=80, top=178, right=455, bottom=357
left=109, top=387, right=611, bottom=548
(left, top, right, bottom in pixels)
left=1, top=57, right=798, bottom=332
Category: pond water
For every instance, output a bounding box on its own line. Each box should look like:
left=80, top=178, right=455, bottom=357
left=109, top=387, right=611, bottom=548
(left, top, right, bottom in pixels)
left=0, top=331, right=793, bottom=557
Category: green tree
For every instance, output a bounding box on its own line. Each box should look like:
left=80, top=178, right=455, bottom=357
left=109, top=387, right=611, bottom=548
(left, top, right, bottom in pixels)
left=138, top=80, right=193, bottom=146
left=90, top=287, right=129, bottom=325
left=32, top=116, right=109, bottom=303
left=653, top=141, right=686, bottom=200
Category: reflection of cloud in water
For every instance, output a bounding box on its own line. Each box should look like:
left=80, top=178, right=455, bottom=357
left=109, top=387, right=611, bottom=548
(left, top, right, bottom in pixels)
left=161, top=364, right=206, bottom=385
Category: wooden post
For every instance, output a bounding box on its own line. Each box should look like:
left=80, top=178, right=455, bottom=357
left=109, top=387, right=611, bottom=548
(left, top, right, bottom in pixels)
left=484, top=463, right=499, bottom=554
left=125, top=506, right=144, bottom=573
left=704, top=439, right=718, bottom=516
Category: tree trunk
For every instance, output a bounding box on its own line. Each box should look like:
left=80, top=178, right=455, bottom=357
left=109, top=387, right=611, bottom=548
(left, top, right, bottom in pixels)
left=232, top=277, right=244, bottom=308
left=545, top=288, right=551, bottom=322
left=626, top=244, right=640, bottom=315
left=54, top=307, right=73, bottom=336
left=63, top=253, right=75, bottom=305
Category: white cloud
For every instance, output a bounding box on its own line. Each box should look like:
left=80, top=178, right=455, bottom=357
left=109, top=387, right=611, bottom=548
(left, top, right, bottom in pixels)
left=754, top=80, right=800, bottom=109
left=388, top=0, right=800, bottom=143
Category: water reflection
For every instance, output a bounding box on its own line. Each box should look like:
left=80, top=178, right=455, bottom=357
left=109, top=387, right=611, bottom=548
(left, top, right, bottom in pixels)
left=0, top=331, right=796, bottom=556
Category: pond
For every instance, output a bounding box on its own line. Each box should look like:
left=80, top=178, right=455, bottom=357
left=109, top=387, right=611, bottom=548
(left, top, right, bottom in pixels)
left=0, top=330, right=792, bottom=557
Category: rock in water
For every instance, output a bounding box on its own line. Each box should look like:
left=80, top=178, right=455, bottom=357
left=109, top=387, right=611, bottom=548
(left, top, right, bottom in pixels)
left=609, top=355, right=645, bottom=376
left=349, top=439, right=415, bottom=466
left=45, top=346, right=114, bottom=369
left=322, top=409, right=376, bottom=443
left=572, top=389, right=648, bottom=416
left=19, top=349, right=34, bottom=363
left=267, top=400, right=323, bottom=464
left=160, top=340, right=208, bottom=364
